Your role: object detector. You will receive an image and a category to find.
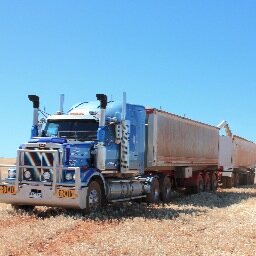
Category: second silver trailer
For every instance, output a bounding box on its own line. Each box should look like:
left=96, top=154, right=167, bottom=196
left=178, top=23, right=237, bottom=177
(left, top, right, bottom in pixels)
left=219, top=135, right=256, bottom=187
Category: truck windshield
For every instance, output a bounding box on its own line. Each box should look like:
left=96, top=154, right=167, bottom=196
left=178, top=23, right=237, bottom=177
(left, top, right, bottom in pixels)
left=43, top=119, right=98, bottom=141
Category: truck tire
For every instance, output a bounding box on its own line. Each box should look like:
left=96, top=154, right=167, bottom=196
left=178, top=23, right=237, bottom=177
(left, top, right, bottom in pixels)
left=204, top=174, right=211, bottom=192
left=242, top=173, right=248, bottom=185
left=221, top=176, right=227, bottom=188
left=194, top=174, right=204, bottom=193
left=211, top=173, right=218, bottom=192
left=11, top=204, right=35, bottom=212
left=232, top=173, right=239, bottom=187
left=235, top=173, right=240, bottom=186
left=145, top=177, right=160, bottom=204
left=160, top=176, right=172, bottom=203
left=250, top=173, right=255, bottom=185
left=226, top=176, right=233, bottom=188
left=85, top=180, right=102, bottom=213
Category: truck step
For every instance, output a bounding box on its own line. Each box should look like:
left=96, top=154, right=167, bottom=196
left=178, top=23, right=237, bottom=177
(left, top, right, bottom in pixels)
left=110, top=195, right=146, bottom=202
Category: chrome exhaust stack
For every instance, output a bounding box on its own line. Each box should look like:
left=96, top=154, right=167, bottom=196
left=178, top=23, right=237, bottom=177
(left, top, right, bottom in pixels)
left=96, top=94, right=108, bottom=170
left=28, top=95, right=40, bottom=138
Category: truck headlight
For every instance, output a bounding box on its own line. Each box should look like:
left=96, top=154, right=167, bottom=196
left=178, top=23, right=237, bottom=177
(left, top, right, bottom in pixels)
left=42, top=171, right=51, bottom=181
left=8, top=168, right=16, bottom=179
left=65, top=172, right=74, bottom=181
left=24, top=170, right=32, bottom=180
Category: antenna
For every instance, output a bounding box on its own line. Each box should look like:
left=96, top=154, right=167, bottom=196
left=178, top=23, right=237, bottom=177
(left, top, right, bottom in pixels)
left=59, top=94, right=64, bottom=114
left=122, top=92, right=126, bottom=120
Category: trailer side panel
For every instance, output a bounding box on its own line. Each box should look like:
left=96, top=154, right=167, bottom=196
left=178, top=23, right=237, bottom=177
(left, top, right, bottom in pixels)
left=232, top=136, right=256, bottom=169
left=146, top=109, right=219, bottom=168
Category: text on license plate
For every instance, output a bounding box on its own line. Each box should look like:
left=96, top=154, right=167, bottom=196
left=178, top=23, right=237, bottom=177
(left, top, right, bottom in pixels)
left=29, top=189, right=42, bottom=198
left=0, top=185, right=16, bottom=195
left=57, top=189, right=77, bottom=199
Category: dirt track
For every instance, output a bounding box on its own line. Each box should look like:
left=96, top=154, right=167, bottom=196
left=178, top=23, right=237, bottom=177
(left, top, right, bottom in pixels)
left=0, top=159, right=255, bottom=255
left=0, top=187, right=255, bottom=255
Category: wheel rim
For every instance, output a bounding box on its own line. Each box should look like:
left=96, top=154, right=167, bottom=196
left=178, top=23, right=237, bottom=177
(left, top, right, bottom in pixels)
left=199, top=182, right=204, bottom=192
left=152, top=178, right=160, bottom=202
left=166, top=186, right=171, bottom=196
left=164, top=187, right=171, bottom=202
left=88, top=189, right=100, bottom=211
left=161, top=176, right=172, bottom=202
left=153, top=188, right=160, bottom=202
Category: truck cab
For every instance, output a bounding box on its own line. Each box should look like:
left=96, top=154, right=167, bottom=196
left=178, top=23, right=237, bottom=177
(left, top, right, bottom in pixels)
left=0, top=94, right=148, bottom=212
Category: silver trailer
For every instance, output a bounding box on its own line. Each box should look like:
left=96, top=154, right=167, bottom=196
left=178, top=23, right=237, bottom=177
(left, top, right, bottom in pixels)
left=145, top=109, right=219, bottom=194
left=219, top=135, right=256, bottom=187
left=146, top=109, right=219, bottom=169
left=232, top=135, right=256, bottom=169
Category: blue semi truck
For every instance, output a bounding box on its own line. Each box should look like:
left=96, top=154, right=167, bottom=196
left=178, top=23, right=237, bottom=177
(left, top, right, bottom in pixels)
left=0, top=93, right=219, bottom=212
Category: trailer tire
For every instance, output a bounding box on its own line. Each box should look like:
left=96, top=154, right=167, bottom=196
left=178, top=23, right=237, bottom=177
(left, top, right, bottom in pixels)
left=231, top=173, right=237, bottom=187
left=235, top=173, right=240, bottom=186
left=250, top=173, right=255, bottom=185
left=242, top=173, right=248, bottom=185
left=221, top=176, right=227, bottom=188
left=194, top=174, right=204, bottom=193
left=85, top=180, right=102, bottom=213
left=160, top=176, right=172, bottom=203
left=211, top=173, right=218, bottom=192
left=204, top=174, right=211, bottom=192
left=226, top=177, right=232, bottom=188
left=146, top=177, right=160, bottom=204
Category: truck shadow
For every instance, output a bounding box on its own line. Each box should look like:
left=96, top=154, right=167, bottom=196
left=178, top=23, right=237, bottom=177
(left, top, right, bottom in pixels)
left=31, top=203, right=208, bottom=221
left=27, top=185, right=256, bottom=221
left=173, top=186, right=256, bottom=209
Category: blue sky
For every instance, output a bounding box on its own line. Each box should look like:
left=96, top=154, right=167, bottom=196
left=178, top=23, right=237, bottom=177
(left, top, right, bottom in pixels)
left=0, top=0, right=256, bottom=157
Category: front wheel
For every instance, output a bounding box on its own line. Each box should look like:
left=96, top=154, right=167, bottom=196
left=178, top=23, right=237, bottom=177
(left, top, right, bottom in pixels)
left=85, top=181, right=102, bottom=213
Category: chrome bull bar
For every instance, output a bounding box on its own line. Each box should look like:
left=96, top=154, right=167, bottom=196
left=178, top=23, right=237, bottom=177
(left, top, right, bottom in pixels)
left=0, top=148, right=82, bottom=194
left=0, top=148, right=87, bottom=209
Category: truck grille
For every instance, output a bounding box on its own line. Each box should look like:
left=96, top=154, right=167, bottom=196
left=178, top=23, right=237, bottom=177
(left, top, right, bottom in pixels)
left=20, top=148, right=60, bottom=182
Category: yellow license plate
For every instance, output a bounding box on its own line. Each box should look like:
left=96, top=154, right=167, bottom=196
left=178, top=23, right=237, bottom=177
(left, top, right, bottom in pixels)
left=56, top=189, right=77, bottom=199
left=0, top=185, right=16, bottom=195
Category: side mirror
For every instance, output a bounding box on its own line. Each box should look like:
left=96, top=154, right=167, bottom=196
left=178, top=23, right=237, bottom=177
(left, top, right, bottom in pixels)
left=106, top=117, right=118, bottom=124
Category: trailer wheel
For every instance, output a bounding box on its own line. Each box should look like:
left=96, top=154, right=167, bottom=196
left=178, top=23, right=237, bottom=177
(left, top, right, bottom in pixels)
left=242, top=173, right=248, bottom=185
left=250, top=172, right=255, bottom=185
left=226, top=177, right=232, bottom=188
left=160, top=176, right=172, bottom=203
left=194, top=174, right=204, bottom=193
left=204, top=174, right=211, bottom=192
left=11, top=204, right=35, bottom=212
left=211, top=173, right=218, bottom=192
left=221, top=176, right=227, bottom=188
left=235, top=173, right=240, bottom=186
left=85, top=180, right=102, bottom=213
left=146, top=177, right=160, bottom=204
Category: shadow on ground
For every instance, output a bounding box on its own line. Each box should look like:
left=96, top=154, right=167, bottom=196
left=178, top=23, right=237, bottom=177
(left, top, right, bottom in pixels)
left=6, top=185, right=255, bottom=222
left=173, top=185, right=256, bottom=208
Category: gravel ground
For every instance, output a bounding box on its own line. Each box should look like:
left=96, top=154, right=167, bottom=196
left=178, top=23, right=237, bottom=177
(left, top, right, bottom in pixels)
left=0, top=186, right=255, bottom=256
left=0, top=159, right=255, bottom=255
